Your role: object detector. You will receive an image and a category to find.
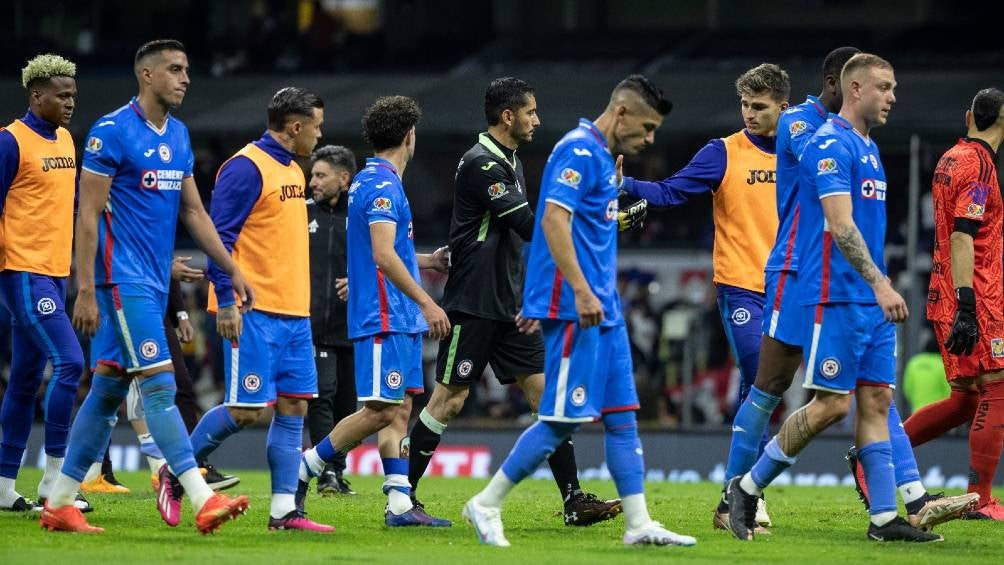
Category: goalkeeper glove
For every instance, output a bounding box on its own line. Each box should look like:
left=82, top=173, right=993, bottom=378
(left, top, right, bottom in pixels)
left=617, top=191, right=648, bottom=232
left=944, top=287, right=978, bottom=355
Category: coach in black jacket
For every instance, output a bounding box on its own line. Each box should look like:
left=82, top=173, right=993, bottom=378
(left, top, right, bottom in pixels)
left=306, top=145, right=358, bottom=495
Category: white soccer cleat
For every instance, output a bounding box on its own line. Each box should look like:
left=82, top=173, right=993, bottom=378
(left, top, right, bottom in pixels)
left=756, top=497, right=772, bottom=528
left=623, top=521, right=697, bottom=547
left=462, top=497, right=510, bottom=547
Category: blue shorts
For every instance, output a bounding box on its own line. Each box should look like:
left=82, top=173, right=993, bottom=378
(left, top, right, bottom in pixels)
left=222, top=310, right=317, bottom=407
left=354, top=332, right=424, bottom=404
left=92, top=284, right=172, bottom=373
left=802, top=303, right=896, bottom=394
left=538, top=321, right=640, bottom=423
left=762, top=270, right=803, bottom=348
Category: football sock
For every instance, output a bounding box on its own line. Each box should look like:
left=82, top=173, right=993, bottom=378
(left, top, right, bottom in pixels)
left=178, top=467, right=213, bottom=511
left=548, top=437, right=583, bottom=501
left=500, top=421, right=578, bottom=484
left=137, top=433, right=167, bottom=474
left=746, top=436, right=797, bottom=495
left=267, top=414, right=303, bottom=518
left=903, top=388, right=978, bottom=447
left=82, top=462, right=101, bottom=483
left=189, top=405, right=241, bottom=462
left=47, top=473, right=81, bottom=508
left=603, top=411, right=644, bottom=497
left=60, top=375, right=129, bottom=484
left=475, top=471, right=515, bottom=508
left=382, top=457, right=412, bottom=515
left=139, top=373, right=197, bottom=476
left=621, top=493, right=653, bottom=531
left=0, top=477, right=19, bottom=506
left=101, top=447, right=113, bottom=476
left=38, top=455, right=64, bottom=497
left=858, top=440, right=897, bottom=523
left=887, top=401, right=923, bottom=493
left=725, top=386, right=781, bottom=487
left=408, top=408, right=446, bottom=495
left=271, top=493, right=295, bottom=518
left=967, top=379, right=1004, bottom=503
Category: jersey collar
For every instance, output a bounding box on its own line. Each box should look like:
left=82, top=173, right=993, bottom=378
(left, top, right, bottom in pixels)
left=578, top=118, right=608, bottom=149
left=478, top=132, right=517, bottom=169
left=129, top=97, right=169, bottom=136
left=963, top=137, right=998, bottom=160
left=366, top=156, right=399, bottom=177
left=805, top=95, right=826, bottom=118
left=255, top=131, right=296, bottom=166
left=20, top=108, right=58, bottom=141
left=830, top=113, right=872, bottom=145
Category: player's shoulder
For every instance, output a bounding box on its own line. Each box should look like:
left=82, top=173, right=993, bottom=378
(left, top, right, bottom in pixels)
left=88, top=103, right=132, bottom=132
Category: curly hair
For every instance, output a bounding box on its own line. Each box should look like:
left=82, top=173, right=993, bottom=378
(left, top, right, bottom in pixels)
left=735, top=63, right=790, bottom=102
left=362, top=96, right=422, bottom=152
left=22, top=54, right=76, bottom=89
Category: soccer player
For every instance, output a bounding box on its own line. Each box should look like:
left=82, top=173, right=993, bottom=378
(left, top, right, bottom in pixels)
left=0, top=54, right=83, bottom=513
left=305, top=144, right=358, bottom=496
left=903, top=87, right=1004, bottom=520
left=723, top=53, right=941, bottom=543
left=40, top=39, right=251, bottom=535
left=621, top=63, right=790, bottom=528
left=406, top=77, right=627, bottom=526
left=463, top=75, right=694, bottom=547
left=298, top=95, right=452, bottom=527
left=183, top=87, right=332, bottom=532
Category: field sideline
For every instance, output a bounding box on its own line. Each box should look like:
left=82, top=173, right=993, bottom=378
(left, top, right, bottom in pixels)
left=1, top=469, right=1000, bottom=564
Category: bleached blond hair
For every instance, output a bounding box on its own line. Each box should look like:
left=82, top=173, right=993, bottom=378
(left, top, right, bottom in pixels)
left=21, top=54, right=77, bottom=89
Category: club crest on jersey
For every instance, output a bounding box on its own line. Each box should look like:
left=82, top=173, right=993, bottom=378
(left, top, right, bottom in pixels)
left=85, top=136, right=103, bottom=153
left=570, top=386, right=587, bottom=407
left=992, top=338, right=1004, bottom=359
left=386, top=370, right=403, bottom=389
left=308, top=219, right=319, bottom=233
left=372, top=197, right=392, bottom=211
left=557, top=168, right=582, bottom=189
left=36, top=297, right=56, bottom=315
left=458, top=359, right=473, bottom=377
left=158, top=143, right=172, bottom=163
left=860, top=179, right=887, bottom=201
left=140, top=339, right=159, bottom=360
left=605, top=199, right=618, bottom=221
left=789, top=120, right=808, bottom=136
left=140, top=170, right=159, bottom=189
left=820, top=357, right=841, bottom=378
left=817, top=158, right=838, bottom=175
left=488, top=182, right=508, bottom=200
left=731, top=307, right=751, bottom=326
left=242, top=373, right=262, bottom=393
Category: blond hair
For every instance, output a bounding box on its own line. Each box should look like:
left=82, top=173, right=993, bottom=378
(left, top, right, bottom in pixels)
left=840, top=53, right=893, bottom=86
left=22, top=54, right=77, bottom=89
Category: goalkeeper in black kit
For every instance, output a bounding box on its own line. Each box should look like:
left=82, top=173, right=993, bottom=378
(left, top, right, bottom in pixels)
left=405, top=77, right=648, bottom=525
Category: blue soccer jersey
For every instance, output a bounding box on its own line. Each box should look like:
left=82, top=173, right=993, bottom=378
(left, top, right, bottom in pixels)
left=764, top=95, right=829, bottom=274
left=523, top=118, right=622, bottom=327
left=82, top=98, right=194, bottom=293
left=796, top=114, right=888, bottom=306
left=346, top=157, right=427, bottom=339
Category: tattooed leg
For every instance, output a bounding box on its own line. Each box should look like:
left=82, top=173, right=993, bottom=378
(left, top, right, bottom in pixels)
left=776, top=393, right=853, bottom=456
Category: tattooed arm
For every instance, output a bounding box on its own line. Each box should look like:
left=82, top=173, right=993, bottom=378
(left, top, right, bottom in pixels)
left=821, top=194, right=908, bottom=322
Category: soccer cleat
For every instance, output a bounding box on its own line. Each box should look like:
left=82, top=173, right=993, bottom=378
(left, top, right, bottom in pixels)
left=1, top=495, right=42, bottom=512
left=268, top=509, right=335, bottom=532
left=462, top=497, right=509, bottom=547
left=623, top=521, right=697, bottom=547
left=724, top=476, right=758, bottom=541
left=713, top=494, right=730, bottom=530
left=846, top=446, right=870, bottom=510
left=40, top=503, right=104, bottom=533
left=909, top=492, right=979, bottom=529
left=150, top=474, right=159, bottom=492
left=755, top=496, right=772, bottom=527
left=81, top=474, right=131, bottom=494
left=156, top=464, right=184, bottom=527
left=195, top=493, right=250, bottom=534
left=37, top=493, right=93, bottom=513
left=201, top=462, right=240, bottom=492
left=962, top=497, right=1004, bottom=520
left=563, top=491, right=622, bottom=526
left=386, top=503, right=452, bottom=527
left=867, top=516, right=943, bottom=542
left=317, top=466, right=356, bottom=496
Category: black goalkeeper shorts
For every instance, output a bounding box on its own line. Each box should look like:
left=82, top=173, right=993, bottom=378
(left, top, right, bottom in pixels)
left=435, top=311, right=544, bottom=387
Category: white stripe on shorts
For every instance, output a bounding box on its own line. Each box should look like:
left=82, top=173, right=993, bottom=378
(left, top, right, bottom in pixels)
left=115, top=306, right=140, bottom=368
left=372, top=340, right=383, bottom=399
left=803, top=321, right=822, bottom=390
left=768, top=309, right=780, bottom=338
left=228, top=345, right=240, bottom=404
left=554, top=356, right=570, bottom=419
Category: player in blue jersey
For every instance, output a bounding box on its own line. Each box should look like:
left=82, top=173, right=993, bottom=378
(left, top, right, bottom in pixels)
left=724, top=54, right=944, bottom=543
left=298, top=95, right=452, bottom=527
left=40, top=40, right=252, bottom=535
left=463, top=75, right=694, bottom=548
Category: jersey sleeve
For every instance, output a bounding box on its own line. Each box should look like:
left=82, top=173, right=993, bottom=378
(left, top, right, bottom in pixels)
left=207, top=156, right=262, bottom=307
left=541, top=141, right=595, bottom=213
left=950, top=157, right=991, bottom=223
left=81, top=123, right=123, bottom=177
left=621, top=139, right=724, bottom=206
left=181, top=126, right=195, bottom=178
left=783, top=114, right=817, bottom=160
left=467, top=155, right=534, bottom=240
left=364, top=181, right=401, bottom=225
left=808, top=136, right=853, bottom=199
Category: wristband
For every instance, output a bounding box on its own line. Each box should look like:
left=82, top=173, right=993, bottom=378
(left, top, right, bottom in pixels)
left=176, top=311, right=190, bottom=321
left=955, top=287, right=976, bottom=311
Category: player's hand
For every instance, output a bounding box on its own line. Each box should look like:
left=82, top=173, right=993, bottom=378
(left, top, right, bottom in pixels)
left=428, top=246, right=450, bottom=274
left=421, top=301, right=451, bottom=340
left=229, top=269, right=255, bottom=313
left=574, top=287, right=604, bottom=329
left=216, top=304, right=243, bottom=345
left=618, top=196, right=648, bottom=232
left=335, top=277, right=348, bottom=301
left=873, top=279, right=908, bottom=323
left=945, top=287, right=978, bottom=355
left=171, top=256, right=204, bottom=283
left=72, top=287, right=101, bottom=337
left=177, top=317, right=195, bottom=343
left=615, top=154, right=624, bottom=188
left=515, top=310, right=540, bottom=335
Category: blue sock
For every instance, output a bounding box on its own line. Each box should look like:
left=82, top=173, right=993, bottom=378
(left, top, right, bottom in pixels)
left=190, top=405, right=242, bottom=462
left=749, top=436, right=797, bottom=490
left=500, top=421, right=579, bottom=483
left=139, top=373, right=197, bottom=476
left=315, top=435, right=338, bottom=463
left=724, top=386, right=781, bottom=487
left=267, top=414, right=303, bottom=495
left=381, top=457, right=410, bottom=495
left=858, top=440, right=897, bottom=516
left=887, top=401, right=921, bottom=487
left=60, top=375, right=130, bottom=481
left=603, top=411, right=645, bottom=497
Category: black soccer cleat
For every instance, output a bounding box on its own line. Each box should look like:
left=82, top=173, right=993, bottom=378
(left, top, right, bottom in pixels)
left=564, top=492, right=622, bottom=526
left=317, top=466, right=355, bottom=496
left=725, top=476, right=758, bottom=541
left=867, top=516, right=944, bottom=542
left=1, top=496, right=41, bottom=512
left=846, top=446, right=870, bottom=511
left=201, top=461, right=240, bottom=491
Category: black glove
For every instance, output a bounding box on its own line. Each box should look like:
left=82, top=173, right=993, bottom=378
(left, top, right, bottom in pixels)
left=945, top=287, right=978, bottom=355
left=617, top=190, right=648, bottom=232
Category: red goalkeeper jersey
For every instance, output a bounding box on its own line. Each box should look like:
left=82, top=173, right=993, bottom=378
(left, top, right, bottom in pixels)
left=927, top=137, right=1002, bottom=322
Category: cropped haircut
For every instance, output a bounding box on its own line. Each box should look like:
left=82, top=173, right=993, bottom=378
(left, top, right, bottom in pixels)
left=822, top=46, right=860, bottom=79
left=362, top=96, right=422, bottom=151
left=135, top=39, right=186, bottom=66
left=613, top=74, right=673, bottom=116
left=267, top=87, right=324, bottom=130
left=840, top=53, right=894, bottom=85
left=971, top=88, right=1004, bottom=131
left=484, top=77, right=534, bottom=126
left=311, top=145, right=357, bottom=175
left=22, top=54, right=76, bottom=89
left=735, top=63, right=791, bottom=102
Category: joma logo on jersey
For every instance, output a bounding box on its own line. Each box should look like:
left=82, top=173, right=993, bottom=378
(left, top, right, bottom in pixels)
left=860, top=178, right=887, bottom=201
left=789, top=120, right=808, bottom=136
left=746, top=169, right=776, bottom=185
left=279, top=184, right=305, bottom=202
left=372, top=197, right=392, bottom=211
left=39, top=156, right=76, bottom=172
left=817, top=158, right=838, bottom=175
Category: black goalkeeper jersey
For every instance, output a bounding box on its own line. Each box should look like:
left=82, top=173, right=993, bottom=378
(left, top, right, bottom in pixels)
left=440, top=132, right=535, bottom=321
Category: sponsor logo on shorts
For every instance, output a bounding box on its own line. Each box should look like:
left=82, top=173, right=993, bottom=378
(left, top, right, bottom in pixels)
left=158, top=143, right=172, bottom=163
left=386, top=370, right=403, bottom=389
left=557, top=167, right=582, bottom=189
left=140, top=339, right=159, bottom=360
left=731, top=307, right=751, bottom=326
left=570, top=385, right=587, bottom=407
left=991, top=338, right=1004, bottom=358
left=242, top=373, right=262, bottom=393
left=820, top=357, right=841, bottom=378
left=36, top=297, right=56, bottom=315
left=457, top=359, right=473, bottom=377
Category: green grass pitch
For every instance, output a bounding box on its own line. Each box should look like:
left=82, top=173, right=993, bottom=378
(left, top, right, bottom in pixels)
left=1, top=469, right=1001, bottom=564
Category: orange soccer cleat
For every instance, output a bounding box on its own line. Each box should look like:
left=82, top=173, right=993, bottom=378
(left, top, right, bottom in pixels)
left=40, top=503, right=104, bottom=534
left=81, top=474, right=131, bottom=495
left=195, top=493, right=250, bottom=534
